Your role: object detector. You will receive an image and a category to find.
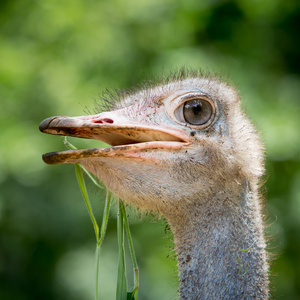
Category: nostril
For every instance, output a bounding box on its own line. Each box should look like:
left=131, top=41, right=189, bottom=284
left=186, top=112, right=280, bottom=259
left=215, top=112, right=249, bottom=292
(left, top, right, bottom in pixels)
left=93, top=118, right=114, bottom=124
left=103, top=118, right=114, bottom=124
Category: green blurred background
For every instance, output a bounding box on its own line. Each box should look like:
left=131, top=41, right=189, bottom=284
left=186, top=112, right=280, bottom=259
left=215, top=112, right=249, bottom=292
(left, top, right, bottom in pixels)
left=0, top=0, right=299, bottom=299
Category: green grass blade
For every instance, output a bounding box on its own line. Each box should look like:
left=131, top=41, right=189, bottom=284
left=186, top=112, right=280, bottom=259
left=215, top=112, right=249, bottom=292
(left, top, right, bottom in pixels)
left=116, top=200, right=127, bottom=300
left=68, top=137, right=138, bottom=300
left=79, top=165, right=104, bottom=189
left=74, top=163, right=101, bottom=300
left=95, top=191, right=112, bottom=299
left=95, top=244, right=101, bottom=300
left=64, top=137, right=103, bottom=189
left=237, top=243, right=254, bottom=276
left=120, top=203, right=139, bottom=300
left=64, top=137, right=78, bottom=150
left=75, top=163, right=100, bottom=241
left=99, top=191, right=112, bottom=247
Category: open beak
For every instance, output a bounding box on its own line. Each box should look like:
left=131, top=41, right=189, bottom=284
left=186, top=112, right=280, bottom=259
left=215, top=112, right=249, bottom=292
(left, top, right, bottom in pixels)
left=39, top=110, right=190, bottom=165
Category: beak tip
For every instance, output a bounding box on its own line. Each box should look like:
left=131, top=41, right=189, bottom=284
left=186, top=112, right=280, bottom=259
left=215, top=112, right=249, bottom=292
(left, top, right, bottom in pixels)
left=39, top=116, right=59, bottom=132
left=42, top=152, right=64, bottom=165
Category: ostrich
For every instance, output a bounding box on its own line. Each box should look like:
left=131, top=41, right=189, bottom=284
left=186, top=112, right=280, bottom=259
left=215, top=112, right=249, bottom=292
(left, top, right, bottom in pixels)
left=39, top=71, right=269, bottom=299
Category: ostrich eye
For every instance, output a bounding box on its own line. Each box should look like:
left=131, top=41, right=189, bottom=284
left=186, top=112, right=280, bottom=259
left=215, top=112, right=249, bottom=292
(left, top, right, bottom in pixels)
left=174, top=98, right=213, bottom=126
left=183, top=99, right=212, bottom=125
left=173, top=95, right=215, bottom=128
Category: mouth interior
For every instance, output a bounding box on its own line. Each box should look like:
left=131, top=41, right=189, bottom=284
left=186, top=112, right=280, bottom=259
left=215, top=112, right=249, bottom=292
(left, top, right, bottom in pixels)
left=62, top=126, right=187, bottom=149
left=43, top=132, right=187, bottom=165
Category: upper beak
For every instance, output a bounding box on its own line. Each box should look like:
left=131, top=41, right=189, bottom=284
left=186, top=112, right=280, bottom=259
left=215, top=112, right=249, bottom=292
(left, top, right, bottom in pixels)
left=39, top=110, right=190, bottom=165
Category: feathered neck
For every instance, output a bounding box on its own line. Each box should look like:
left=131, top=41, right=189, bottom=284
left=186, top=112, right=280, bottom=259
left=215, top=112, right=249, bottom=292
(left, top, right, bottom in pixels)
left=167, top=180, right=269, bottom=299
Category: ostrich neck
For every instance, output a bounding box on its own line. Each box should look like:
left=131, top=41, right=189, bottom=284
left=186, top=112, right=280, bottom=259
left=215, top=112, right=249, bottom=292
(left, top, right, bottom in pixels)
left=167, top=181, right=269, bottom=300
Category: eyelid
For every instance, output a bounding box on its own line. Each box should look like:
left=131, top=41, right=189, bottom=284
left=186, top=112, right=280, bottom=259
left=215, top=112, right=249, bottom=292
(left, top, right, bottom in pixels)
left=171, top=92, right=211, bottom=111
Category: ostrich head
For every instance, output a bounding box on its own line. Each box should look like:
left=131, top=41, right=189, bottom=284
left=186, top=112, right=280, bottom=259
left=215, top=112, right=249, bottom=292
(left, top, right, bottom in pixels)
left=40, top=71, right=268, bottom=299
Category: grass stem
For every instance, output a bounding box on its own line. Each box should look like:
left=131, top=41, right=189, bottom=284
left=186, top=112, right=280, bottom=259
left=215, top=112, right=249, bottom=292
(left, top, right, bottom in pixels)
left=120, top=202, right=139, bottom=300
left=116, top=200, right=127, bottom=300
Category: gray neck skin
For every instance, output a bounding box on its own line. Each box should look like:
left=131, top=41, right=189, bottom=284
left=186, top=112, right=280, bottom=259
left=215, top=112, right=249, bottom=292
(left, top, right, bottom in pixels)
left=166, top=183, right=269, bottom=300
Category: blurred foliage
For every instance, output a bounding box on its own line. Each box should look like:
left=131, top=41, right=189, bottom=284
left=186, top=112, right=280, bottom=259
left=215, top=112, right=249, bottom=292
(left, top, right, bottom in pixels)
left=0, top=0, right=299, bottom=299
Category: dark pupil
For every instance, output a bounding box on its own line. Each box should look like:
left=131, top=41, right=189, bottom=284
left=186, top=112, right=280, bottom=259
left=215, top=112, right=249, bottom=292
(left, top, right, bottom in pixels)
left=192, top=103, right=202, bottom=115
left=183, top=99, right=212, bottom=125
